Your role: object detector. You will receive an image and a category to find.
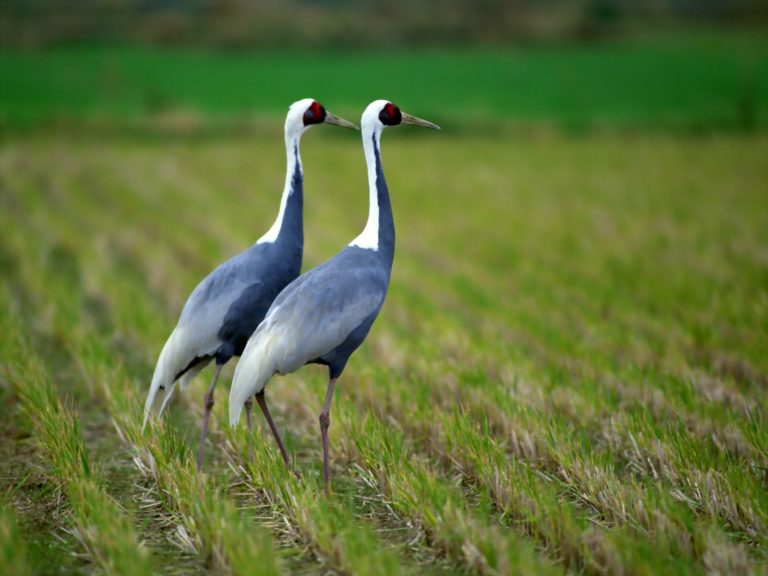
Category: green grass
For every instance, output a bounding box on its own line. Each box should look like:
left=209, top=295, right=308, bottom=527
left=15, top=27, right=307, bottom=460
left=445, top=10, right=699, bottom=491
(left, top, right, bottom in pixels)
left=0, top=292, right=153, bottom=575
left=0, top=125, right=766, bottom=574
left=0, top=498, right=31, bottom=576
left=1, top=33, right=768, bottom=130
left=1, top=193, right=282, bottom=574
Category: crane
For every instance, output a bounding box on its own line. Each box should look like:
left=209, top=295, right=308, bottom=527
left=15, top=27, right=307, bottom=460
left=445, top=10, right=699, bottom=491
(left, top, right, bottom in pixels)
left=143, top=99, right=358, bottom=471
left=229, top=100, right=439, bottom=493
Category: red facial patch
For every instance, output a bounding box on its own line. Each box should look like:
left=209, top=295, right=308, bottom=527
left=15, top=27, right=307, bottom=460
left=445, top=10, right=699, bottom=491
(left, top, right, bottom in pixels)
left=303, top=101, right=326, bottom=125
left=379, top=102, right=402, bottom=126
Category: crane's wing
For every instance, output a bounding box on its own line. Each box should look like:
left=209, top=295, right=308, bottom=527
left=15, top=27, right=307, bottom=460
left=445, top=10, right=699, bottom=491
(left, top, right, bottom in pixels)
left=267, top=265, right=387, bottom=372
left=230, top=252, right=388, bottom=424
left=143, top=253, right=261, bottom=427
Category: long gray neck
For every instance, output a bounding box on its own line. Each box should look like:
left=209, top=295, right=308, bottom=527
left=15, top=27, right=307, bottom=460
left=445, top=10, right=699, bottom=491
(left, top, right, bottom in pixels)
left=257, top=136, right=304, bottom=247
left=349, top=129, right=395, bottom=272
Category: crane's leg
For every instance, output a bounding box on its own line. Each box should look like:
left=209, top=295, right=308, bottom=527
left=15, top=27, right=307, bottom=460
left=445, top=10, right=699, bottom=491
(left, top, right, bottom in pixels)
left=255, top=392, right=290, bottom=468
left=319, top=378, right=337, bottom=496
left=244, top=397, right=255, bottom=463
left=196, top=364, right=223, bottom=472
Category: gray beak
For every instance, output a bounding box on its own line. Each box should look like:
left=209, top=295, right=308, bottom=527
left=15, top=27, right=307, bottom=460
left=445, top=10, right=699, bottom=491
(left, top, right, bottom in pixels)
left=401, top=112, right=441, bottom=130
left=325, top=112, right=359, bottom=130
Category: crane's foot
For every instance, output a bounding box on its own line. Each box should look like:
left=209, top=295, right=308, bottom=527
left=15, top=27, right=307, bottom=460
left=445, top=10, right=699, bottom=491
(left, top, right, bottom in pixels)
left=196, top=393, right=215, bottom=471
left=255, top=392, right=291, bottom=469
left=320, top=411, right=332, bottom=496
left=244, top=398, right=255, bottom=463
left=196, top=364, right=223, bottom=472
left=319, top=377, right=337, bottom=497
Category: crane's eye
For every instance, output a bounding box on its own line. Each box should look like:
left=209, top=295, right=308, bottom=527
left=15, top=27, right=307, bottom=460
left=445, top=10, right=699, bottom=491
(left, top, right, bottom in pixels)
left=379, top=103, right=402, bottom=126
left=304, top=101, right=326, bottom=125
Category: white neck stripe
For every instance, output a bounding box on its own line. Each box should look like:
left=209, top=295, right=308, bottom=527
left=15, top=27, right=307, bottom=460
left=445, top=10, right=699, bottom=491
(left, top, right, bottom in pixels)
left=349, top=129, right=382, bottom=250
left=257, top=136, right=301, bottom=244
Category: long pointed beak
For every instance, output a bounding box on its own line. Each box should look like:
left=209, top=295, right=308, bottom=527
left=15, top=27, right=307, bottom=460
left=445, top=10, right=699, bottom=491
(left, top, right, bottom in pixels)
left=324, top=112, right=359, bottom=130
left=401, top=112, right=441, bottom=130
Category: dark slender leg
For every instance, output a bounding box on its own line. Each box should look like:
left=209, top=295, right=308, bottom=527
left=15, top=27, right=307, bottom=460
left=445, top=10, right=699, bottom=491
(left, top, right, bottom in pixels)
left=256, top=392, right=290, bottom=468
left=319, top=377, right=337, bottom=496
left=196, top=364, right=223, bottom=472
left=244, top=397, right=255, bottom=462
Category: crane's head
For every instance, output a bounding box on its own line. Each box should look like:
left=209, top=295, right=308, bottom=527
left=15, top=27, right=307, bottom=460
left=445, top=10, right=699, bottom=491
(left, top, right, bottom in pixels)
left=285, top=98, right=358, bottom=138
left=362, top=100, right=441, bottom=134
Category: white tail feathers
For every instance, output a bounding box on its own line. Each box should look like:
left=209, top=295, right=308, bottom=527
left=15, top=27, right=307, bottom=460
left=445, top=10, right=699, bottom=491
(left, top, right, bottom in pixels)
left=229, top=326, right=281, bottom=427
left=143, top=327, right=209, bottom=429
left=143, top=342, right=175, bottom=429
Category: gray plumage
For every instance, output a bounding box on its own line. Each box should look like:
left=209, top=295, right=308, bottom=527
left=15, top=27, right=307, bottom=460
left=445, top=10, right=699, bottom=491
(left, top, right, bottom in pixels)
left=229, top=131, right=393, bottom=422
left=235, top=245, right=388, bottom=393
left=142, top=153, right=303, bottom=424
left=228, top=99, right=438, bottom=494
left=142, top=99, right=357, bottom=433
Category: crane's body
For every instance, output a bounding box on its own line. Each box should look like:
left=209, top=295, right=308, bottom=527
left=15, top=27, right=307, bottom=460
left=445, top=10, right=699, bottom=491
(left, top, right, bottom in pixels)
left=229, top=126, right=393, bottom=415
left=142, top=99, right=357, bottom=470
left=145, top=146, right=304, bottom=418
left=230, top=100, right=439, bottom=492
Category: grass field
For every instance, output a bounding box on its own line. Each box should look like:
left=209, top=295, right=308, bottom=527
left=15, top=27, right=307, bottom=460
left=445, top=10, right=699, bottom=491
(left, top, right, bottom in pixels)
left=1, top=31, right=768, bottom=575
left=1, top=124, right=766, bottom=574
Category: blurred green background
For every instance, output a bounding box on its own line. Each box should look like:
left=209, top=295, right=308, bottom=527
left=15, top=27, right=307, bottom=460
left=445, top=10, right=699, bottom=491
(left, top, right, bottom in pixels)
left=1, top=1, right=767, bottom=132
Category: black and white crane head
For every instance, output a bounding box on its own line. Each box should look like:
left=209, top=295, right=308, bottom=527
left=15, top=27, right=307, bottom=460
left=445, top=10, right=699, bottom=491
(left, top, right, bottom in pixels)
left=361, top=99, right=441, bottom=133
left=285, top=98, right=358, bottom=139
left=256, top=98, right=358, bottom=245
left=348, top=99, right=440, bottom=251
